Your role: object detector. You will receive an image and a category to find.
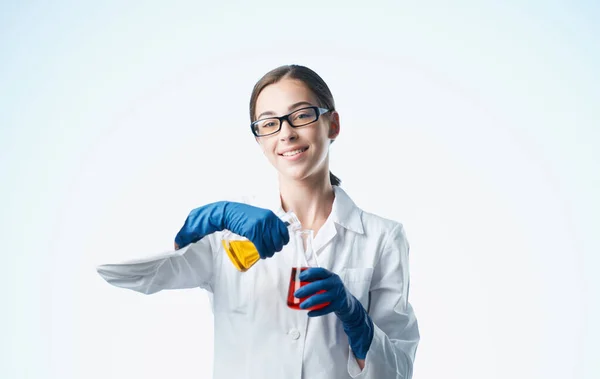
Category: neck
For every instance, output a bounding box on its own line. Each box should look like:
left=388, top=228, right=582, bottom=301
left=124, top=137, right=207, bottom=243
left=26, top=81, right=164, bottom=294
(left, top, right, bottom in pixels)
left=278, top=170, right=335, bottom=235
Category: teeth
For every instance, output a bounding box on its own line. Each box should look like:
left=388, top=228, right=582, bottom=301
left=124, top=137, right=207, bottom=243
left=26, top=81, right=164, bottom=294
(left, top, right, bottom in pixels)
left=282, top=148, right=306, bottom=157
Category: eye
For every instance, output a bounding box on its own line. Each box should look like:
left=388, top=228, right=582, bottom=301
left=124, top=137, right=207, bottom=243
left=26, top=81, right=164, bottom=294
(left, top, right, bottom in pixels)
left=293, top=112, right=310, bottom=121
left=256, top=119, right=279, bottom=130
left=291, top=108, right=317, bottom=123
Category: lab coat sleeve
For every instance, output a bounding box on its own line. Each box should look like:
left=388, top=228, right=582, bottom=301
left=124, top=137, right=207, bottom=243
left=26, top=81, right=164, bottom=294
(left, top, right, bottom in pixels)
left=347, top=223, right=420, bottom=379
left=96, top=234, right=218, bottom=295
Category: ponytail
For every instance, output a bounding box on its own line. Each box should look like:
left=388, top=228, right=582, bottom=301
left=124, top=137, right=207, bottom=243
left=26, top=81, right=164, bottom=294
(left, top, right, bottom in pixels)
left=329, top=171, right=341, bottom=186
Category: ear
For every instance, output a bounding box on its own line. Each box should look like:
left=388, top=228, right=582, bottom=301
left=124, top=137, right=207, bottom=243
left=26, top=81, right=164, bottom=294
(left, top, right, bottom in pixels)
left=328, top=111, right=340, bottom=141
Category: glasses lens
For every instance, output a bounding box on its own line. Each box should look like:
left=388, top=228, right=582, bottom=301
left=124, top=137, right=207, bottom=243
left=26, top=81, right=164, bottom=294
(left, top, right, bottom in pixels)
left=290, top=107, right=318, bottom=126
left=253, top=118, right=280, bottom=136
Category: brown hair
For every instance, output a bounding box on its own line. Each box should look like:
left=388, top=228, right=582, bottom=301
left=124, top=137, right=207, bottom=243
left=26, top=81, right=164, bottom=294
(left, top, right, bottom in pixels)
left=249, top=64, right=341, bottom=187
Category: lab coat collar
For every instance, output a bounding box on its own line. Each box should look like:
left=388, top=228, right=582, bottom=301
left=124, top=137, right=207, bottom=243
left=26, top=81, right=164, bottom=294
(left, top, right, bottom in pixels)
left=331, top=186, right=364, bottom=234
left=257, top=184, right=364, bottom=235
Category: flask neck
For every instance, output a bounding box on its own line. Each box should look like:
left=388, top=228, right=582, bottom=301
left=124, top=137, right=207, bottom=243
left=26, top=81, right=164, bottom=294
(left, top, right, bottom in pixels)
left=280, top=211, right=302, bottom=231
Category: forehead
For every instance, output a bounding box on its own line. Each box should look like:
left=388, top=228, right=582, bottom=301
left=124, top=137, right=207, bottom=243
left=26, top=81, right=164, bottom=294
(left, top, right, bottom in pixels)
left=255, top=78, right=318, bottom=116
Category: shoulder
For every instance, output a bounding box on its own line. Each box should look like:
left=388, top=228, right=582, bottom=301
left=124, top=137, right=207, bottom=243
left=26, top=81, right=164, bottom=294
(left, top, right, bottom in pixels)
left=359, top=208, right=408, bottom=249
left=335, top=186, right=407, bottom=242
left=360, top=209, right=404, bottom=234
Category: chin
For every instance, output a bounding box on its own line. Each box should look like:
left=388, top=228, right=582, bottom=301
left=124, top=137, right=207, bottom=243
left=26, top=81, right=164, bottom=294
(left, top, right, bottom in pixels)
left=278, top=166, right=312, bottom=182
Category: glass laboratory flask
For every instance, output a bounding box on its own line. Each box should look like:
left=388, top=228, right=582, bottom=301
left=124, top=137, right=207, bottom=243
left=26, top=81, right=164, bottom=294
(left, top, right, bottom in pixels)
left=286, top=229, right=330, bottom=311
left=221, top=211, right=301, bottom=272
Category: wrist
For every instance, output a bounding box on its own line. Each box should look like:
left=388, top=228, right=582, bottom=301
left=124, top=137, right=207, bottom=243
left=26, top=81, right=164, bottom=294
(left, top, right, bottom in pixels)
left=335, top=295, right=363, bottom=325
left=337, top=297, right=374, bottom=360
left=347, top=315, right=374, bottom=360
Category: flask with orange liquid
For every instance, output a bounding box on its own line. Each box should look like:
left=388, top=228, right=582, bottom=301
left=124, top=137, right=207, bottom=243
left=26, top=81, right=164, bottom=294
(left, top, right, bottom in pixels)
left=220, top=211, right=301, bottom=272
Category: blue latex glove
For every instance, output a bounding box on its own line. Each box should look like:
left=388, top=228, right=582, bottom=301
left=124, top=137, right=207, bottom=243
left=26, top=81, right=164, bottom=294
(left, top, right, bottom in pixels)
left=294, top=267, right=374, bottom=359
left=174, top=201, right=290, bottom=259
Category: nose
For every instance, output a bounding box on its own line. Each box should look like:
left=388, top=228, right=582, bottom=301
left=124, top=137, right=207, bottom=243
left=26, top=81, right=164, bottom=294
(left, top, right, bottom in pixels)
left=279, top=119, right=298, bottom=142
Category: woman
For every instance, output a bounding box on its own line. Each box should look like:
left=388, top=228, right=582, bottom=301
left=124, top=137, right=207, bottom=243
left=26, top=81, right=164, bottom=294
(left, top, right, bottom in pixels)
left=97, top=64, right=420, bottom=378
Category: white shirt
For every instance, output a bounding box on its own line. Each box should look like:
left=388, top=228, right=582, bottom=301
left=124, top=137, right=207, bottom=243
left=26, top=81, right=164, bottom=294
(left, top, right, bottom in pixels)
left=96, top=186, right=420, bottom=379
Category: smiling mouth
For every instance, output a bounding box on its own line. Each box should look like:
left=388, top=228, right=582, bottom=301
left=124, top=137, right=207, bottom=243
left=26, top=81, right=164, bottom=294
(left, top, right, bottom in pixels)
left=280, top=147, right=308, bottom=157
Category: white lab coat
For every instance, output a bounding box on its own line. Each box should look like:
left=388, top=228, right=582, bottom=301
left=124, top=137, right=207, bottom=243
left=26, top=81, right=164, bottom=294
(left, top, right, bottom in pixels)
left=96, top=186, right=419, bottom=379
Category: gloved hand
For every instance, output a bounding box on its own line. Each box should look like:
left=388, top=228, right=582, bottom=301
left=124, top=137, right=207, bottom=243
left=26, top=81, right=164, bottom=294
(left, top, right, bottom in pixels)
left=174, top=201, right=290, bottom=259
left=294, top=267, right=374, bottom=359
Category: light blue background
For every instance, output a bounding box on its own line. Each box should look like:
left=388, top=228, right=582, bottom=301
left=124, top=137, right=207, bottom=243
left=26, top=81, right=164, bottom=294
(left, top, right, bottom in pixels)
left=1, top=1, right=598, bottom=378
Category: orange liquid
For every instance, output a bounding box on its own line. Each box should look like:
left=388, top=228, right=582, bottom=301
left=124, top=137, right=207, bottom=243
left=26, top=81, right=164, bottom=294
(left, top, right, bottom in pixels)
left=221, top=240, right=260, bottom=272
left=287, top=267, right=330, bottom=310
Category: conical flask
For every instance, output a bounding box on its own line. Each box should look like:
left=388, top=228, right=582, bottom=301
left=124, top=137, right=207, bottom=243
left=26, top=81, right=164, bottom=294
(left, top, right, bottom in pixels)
left=221, top=211, right=301, bottom=272
left=286, top=229, right=330, bottom=310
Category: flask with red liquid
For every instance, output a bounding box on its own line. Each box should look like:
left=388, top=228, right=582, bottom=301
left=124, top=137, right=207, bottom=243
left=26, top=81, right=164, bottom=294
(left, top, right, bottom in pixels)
left=286, top=229, right=330, bottom=311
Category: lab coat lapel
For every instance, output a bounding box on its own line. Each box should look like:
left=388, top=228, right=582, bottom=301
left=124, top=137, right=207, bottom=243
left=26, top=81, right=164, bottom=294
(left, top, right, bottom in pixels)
left=310, top=187, right=365, bottom=270
left=311, top=214, right=337, bottom=265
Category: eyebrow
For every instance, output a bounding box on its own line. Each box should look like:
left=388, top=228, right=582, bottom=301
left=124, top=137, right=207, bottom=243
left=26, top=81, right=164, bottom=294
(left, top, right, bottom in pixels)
left=256, top=101, right=314, bottom=120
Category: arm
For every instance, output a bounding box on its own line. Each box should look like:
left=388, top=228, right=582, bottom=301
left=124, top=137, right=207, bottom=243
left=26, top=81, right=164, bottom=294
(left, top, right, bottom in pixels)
left=96, top=198, right=291, bottom=294
left=347, top=223, right=420, bottom=378
left=293, top=224, right=419, bottom=378
left=96, top=235, right=217, bottom=294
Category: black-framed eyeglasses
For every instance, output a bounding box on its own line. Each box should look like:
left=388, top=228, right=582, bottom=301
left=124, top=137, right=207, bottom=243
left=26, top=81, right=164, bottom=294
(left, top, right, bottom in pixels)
left=251, top=106, right=331, bottom=137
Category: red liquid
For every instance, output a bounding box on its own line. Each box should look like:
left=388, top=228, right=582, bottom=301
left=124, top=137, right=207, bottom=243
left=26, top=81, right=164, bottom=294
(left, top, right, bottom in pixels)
left=287, top=267, right=330, bottom=310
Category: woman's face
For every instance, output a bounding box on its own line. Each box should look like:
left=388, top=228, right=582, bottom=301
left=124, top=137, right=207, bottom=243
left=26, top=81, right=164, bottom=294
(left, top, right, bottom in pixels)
left=254, top=78, right=339, bottom=183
